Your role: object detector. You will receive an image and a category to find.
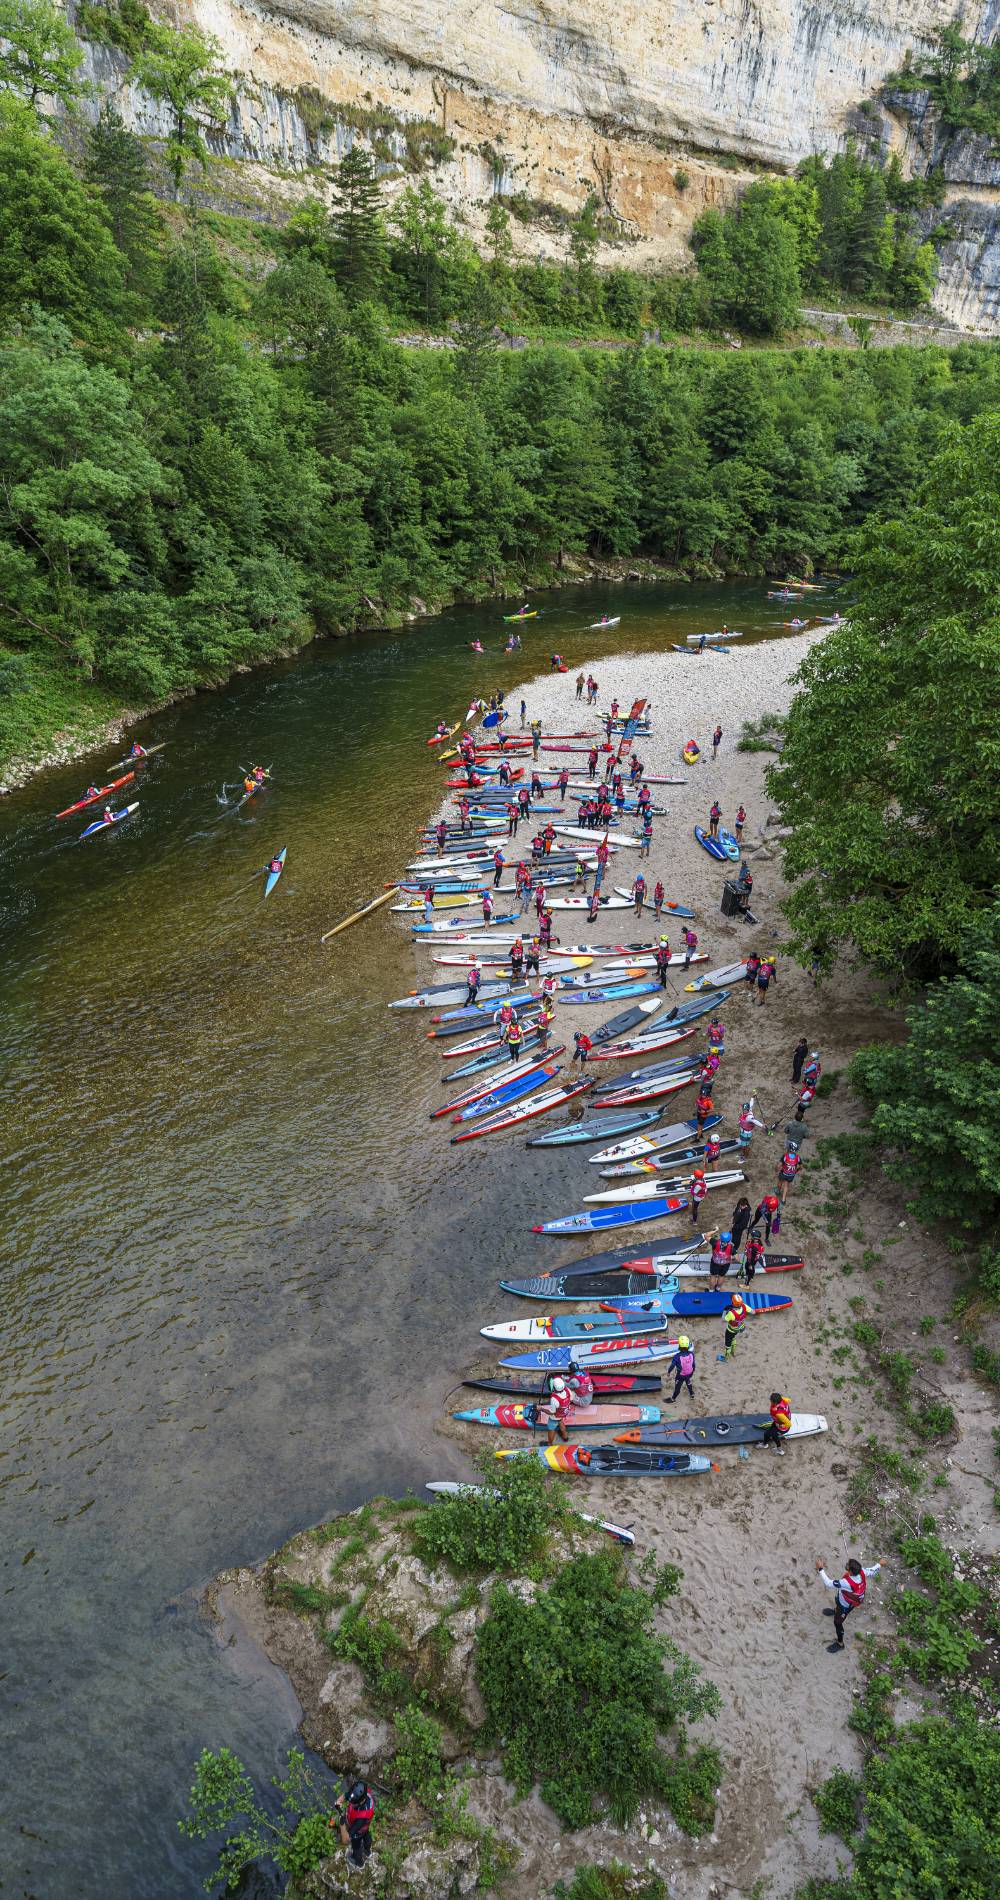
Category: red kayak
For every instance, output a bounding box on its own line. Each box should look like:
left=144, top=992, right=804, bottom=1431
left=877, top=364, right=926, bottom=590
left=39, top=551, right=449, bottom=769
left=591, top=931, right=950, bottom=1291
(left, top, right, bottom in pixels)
left=56, top=773, right=135, bottom=819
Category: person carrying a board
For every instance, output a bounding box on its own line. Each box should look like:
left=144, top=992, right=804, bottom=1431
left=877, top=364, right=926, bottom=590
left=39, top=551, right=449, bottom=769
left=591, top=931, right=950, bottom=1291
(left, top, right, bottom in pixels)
left=764, top=1392, right=791, bottom=1455
left=815, top=1556, right=883, bottom=1650
left=664, top=1336, right=696, bottom=1404
left=712, top=725, right=723, bottom=758
left=708, top=801, right=722, bottom=839
left=777, top=1143, right=802, bottom=1204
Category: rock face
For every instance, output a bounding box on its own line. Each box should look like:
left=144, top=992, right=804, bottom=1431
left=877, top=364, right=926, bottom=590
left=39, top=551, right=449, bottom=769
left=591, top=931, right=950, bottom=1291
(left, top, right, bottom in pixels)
left=75, top=0, right=1000, bottom=325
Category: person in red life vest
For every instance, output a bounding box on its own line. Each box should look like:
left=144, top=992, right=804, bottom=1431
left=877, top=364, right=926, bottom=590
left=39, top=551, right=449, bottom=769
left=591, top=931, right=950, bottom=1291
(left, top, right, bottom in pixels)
left=815, top=1555, right=884, bottom=1649
left=534, top=881, right=547, bottom=919
left=481, top=889, right=494, bottom=925
left=539, top=1375, right=572, bottom=1444
left=610, top=698, right=620, bottom=721
left=707, top=1017, right=725, bottom=1046
left=682, top=926, right=698, bottom=968
left=764, top=1391, right=791, bottom=1455
left=558, top=766, right=570, bottom=803
left=505, top=1015, right=524, bottom=1060
left=458, top=795, right=471, bottom=834
left=524, top=935, right=541, bottom=977
left=795, top=1082, right=815, bottom=1122
left=741, top=1230, right=767, bottom=1284
left=517, top=784, right=531, bottom=819
left=708, top=800, right=722, bottom=838
left=530, top=771, right=544, bottom=799
left=708, top=1231, right=734, bottom=1291
left=498, top=757, right=512, bottom=787
left=435, top=818, right=448, bottom=852
left=509, top=936, right=524, bottom=980
left=651, top=880, right=666, bottom=921
left=700, top=1052, right=720, bottom=1085
left=777, top=1142, right=802, bottom=1203
left=605, top=713, right=614, bottom=741
left=588, top=887, right=601, bottom=923
left=664, top=1335, right=696, bottom=1403
left=694, top=1090, right=714, bottom=1133
left=595, top=838, right=611, bottom=873
left=566, top=1360, right=594, bottom=1406
left=334, top=1780, right=375, bottom=1869
left=631, top=873, right=647, bottom=918
left=539, top=908, right=554, bottom=949
left=464, top=960, right=482, bottom=1008
left=688, top=1167, right=708, bottom=1224
left=422, top=885, right=435, bottom=924
left=639, top=812, right=653, bottom=859
left=737, top=1100, right=764, bottom=1157
left=712, top=724, right=723, bottom=758
left=753, top=1192, right=780, bottom=1242
left=637, top=783, right=652, bottom=816
left=506, top=800, right=519, bottom=839
left=542, top=822, right=556, bottom=855
left=604, top=751, right=616, bottom=782
left=494, top=999, right=516, bottom=1033
left=572, top=1030, right=593, bottom=1066
left=744, top=951, right=761, bottom=992
left=530, top=832, right=545, bottom=865
left=128, top=741, right=147, bottom=759
left=587, top=746, right=599, bottom=779
left=803, top=1050, right=821, bottom=1087
left=540, top=972, right=558, bottom=1004
left=734, top=804, right=747, bottom=842
left=654, top=940, right=672, bottom=988
left=720, top=1294, right=749, bottom=1361
left=703, top=1131, right=723, bottom=1168
left=492, top=847, right=505, bottom=889
left=614, top=781, right=627, bottom=818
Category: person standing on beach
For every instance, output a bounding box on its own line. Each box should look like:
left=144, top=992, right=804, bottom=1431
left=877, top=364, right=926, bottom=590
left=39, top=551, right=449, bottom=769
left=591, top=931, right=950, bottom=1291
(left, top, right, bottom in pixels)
left=530, top=719, right=542, bottom=760
left=712, top=725, right=723, bottom=758
left=664, top=1336, right=696, bottom=1404
left=492, top=847, right=505, bottom=888
left=587, top=746, right=598, bottom=779
left=422, top=886, right=434, bottom=924
left=738, top=1099, right=764, bottom=1158
left=481, top=889, right=494, bottom=925
left=525, top=936, right=541, bottom=978
left=708, top=801, right=722, bottom=839
left=794, top=1081, right=816, bottom=1123
left=464, top=960, right=482, bottom=1008
left=688, top=1168, right=708, bottom=1224
left=753, top=1192, right=780, bottom=1241
left=539, top=909, right=554, bottom=950
left=740, top=1229, right=766, bottom=1284
left=708, top=1232, right=734, bottom=1291
left=576, top=672, right=585, bottom=699
left=730, top=1196, right=753, bottom=1251
left=639, top=821, right=652, bottom=860
left=756, top=956, right=776, bottom=1007
left=745, top=951, right=761, bottom=994
left=682, top=926, right=698, bottom=969
left=720, top=1295, right=747, bottom=1361
left=694, top=1088, right=714, bottom=1132
left=558, top=766, right=570, bottom=803
left=632, top=872, right=647, bottom=917
left=536, top=997, right=556, bottom=1050
left=572, top=1030, right=593, bottom=1066
left=815, top=1557, right=883, bottom=1650
left=791, top=1038, right=808, bottom=1085
left=509, top=936, right=524, bottom=981
left=519, top=699, right=527, bottom=729
left=505, top=1015, right=524, bottom=1060
left=653, top=881, right=666, bottom=922
left=734, top=805, right=746, bottom=843
left=654, top=941, right=671, bottom=988
left=506, top=801, right=518, bottom=839
left=777, top=1142, right=802, bottom=1204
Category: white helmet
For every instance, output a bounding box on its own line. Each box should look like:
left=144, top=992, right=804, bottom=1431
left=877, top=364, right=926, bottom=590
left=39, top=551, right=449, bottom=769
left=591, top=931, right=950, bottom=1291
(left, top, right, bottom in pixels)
left=551, top=1376, right=566, bottom=1392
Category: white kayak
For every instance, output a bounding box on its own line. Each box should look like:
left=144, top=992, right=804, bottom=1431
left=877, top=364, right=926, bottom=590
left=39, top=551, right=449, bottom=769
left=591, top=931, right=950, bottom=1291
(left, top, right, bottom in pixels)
left=433, top=953, right=591, bottom=974
left=555, top=825, right=640, bottom=848
left=685, top=630, right=745, bottom=643
left=589, top=1025, right=699, bottom=1060
left=684, top=961, right=747, bottom=992
left=594, top=951, right=708, bottom=975
left=585, top=1167, right=745, bottom=1205
left=547, top=894, right=633, bottom=912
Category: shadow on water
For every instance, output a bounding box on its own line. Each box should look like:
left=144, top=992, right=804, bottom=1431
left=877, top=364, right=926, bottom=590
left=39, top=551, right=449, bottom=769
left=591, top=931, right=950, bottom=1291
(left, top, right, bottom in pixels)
left=0, top=578, right=835, bottom=1895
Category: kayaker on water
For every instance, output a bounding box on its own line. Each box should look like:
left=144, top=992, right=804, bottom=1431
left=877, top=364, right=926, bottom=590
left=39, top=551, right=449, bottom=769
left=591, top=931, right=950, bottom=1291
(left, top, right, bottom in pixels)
left=815, top=1556, right=883, bottom=1650
left=128, top=741, right=147, bottom=758
left=265, top=854, right=283, bottom=880
left=85, top=784, right=101, bottom=799
left=101, top=805, right=115, bottom=825
left=243, top=775, right=255, bottom=798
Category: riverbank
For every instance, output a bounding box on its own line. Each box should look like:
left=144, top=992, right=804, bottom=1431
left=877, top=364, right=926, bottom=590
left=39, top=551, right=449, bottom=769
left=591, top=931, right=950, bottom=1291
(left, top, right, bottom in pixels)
left=203, top=627, right=1000, bottom=1896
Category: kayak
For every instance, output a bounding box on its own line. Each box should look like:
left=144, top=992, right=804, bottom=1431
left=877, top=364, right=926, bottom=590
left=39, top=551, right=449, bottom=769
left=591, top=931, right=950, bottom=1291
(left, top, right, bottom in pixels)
left=672, top=643, right=726, bottom=656
left=434, top=1049, right=562, bottom=1116
left=609, top=1288, right=791, bottom=1318
left=390, top=978, right=518, bottom=1010
left=428, top=722, right=461, bottom=746
left=611, top=887, right=695, bottom=918
left=554, top=825, right=639, bottom=848
left=452, top=1064, right=560, bottom=1125
left=585, top=1167, right=744, bottom=1205
left=558, top=980, right=662, bottom=1005
left=79, top=802, right=139, bottom=840
left=694, top=826, right=728, bottom=862
left=410, top=914, right=517, bottom=934
left=495, top=1445, right=712, bottom=1476
left=682, top=962, right=745, bottom=993
left=56, top=773, right=135, bottom=818
left=499, top=1334, right=679, bottom=1370
left=424, top=1481, right=635, bottom=1547
left=547, top=894, right=632, bottom=912
left=451, top=1076, right=591, bottom=1141
left=106, top=742, right=167, bottom=772
left=500, top=1253, right=804, bottom=1299
left=482, top=1310, right=671, bottom=1344
left=590, top=998, right=664, bottom=1043
left=598, top=1138, right=740, bottom=1177
left=685, top=630, right=744, bottom=643
left=589, top=1113, right=722, bottom=1164
left=452, top=1402, right=661, bottom=1430
left=718, top=830, right=741, bottom=861
left=588, top=617, right=621, bottom=629
left=583, top=1072, right=700, bottom=1108
left=561, top=954, right=705, bottom=984
left=526, top=1106, right=663, bottom=1148
left=462, top=1373, right=663, bottom=1398
left=433, top=954, right=590, bottom=974
left=682, top=744, right=701, bottom=765
left=264, top=846, right=286, bottom=896
left=532, top=1197, right=688, bottom=1236
left=590, top=1025, right=699, bottom=1062
left=630, top=993, right=729, bottom=1031
left=615, top=1413, right=826, bottom=1446
left=590, top=1050, right=707, bottom=1092
left=448, top=1032, right=549, bottom=1078
left=503, top=610, right=538, bottom=621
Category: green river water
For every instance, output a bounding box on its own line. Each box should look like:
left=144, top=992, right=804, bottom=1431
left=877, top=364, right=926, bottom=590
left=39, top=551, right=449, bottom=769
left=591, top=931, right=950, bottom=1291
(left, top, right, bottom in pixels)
left=0, top=580, right=817, bottom=1896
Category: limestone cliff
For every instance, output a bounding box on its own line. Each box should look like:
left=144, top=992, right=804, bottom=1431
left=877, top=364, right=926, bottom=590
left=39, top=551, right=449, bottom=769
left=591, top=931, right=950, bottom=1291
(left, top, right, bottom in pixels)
left=81, top=0, right=1000, bottom=328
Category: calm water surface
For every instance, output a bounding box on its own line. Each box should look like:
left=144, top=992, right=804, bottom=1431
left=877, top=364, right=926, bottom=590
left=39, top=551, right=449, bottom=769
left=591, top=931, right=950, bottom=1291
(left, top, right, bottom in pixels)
left=0, top=582, right=820, bottom=1895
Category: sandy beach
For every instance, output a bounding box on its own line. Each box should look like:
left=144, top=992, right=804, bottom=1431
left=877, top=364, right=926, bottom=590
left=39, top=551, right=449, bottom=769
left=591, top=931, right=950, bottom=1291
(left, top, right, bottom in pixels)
left=422, top=630, right=901, bottom=1896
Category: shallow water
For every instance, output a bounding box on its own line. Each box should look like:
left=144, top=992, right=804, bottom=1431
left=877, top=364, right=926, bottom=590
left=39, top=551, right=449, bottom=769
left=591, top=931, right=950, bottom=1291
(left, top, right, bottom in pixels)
left=0, top=579, right=832, bottom=1896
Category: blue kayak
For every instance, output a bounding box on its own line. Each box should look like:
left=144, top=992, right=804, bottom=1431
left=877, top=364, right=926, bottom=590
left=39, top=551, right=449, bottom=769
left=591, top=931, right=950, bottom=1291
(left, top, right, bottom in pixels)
left=264, top=847, right=286, bottom=896
left=526, top=1107, right=663, bottom=1147
left=534, top=1197, right=687, bottom=1236
left=694, top=826, right=727, bottom=861
left=499, top=1340, right=678, bottom=1371
left=433, top=989, right=535, bottom=1025
left=558, top=980, right=661, bottom=1005
left=718, top=830, right=741, bottom=861
left=453, top=1064, right=560, bottom=1123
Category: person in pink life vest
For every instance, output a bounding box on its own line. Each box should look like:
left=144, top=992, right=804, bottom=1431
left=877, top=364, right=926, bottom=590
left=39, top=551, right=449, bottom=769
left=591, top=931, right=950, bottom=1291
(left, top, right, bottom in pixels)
left=795, top=1082, right=816, bottom=1122
left=777, top=1142, right=802, bottom=1203
left=481, top=888, right=494, bottom=924
left=464, top=960, right=482, bottom=1008
left=707, top=1232, right=734, bottom=1291
left=738, top=1100, right=764, bottom=1155
left=664, top=1336, right=695, bottom=1403
left=815, top=1556, right=883, bottom=1649
left=566, top=1361, right=594, bottom=1406
left=707, top=1019, right=726, bottom=1046
left=708, top=801, right=722, bottom=838
left=682, top=927, right=698, bottom=968
left=688, top=1168, right=708, bottom=1224
left=703, top=1132, right=723, bottom=1167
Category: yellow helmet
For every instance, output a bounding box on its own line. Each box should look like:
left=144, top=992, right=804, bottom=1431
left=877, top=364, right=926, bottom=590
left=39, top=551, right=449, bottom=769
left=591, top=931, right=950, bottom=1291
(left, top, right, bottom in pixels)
left=677, top=1335, right=691, bottom=1350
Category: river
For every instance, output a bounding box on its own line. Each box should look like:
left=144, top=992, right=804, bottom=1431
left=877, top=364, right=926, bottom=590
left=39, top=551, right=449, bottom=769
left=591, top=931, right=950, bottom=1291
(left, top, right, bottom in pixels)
left=0, top=580, right=814, bottom=1896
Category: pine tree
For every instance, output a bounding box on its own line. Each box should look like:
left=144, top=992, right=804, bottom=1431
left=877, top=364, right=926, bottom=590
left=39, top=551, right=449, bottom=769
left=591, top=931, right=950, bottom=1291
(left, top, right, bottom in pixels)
left=329, top=147, right=384, bottom=303
left=86, top=105, right=161, bottom=291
